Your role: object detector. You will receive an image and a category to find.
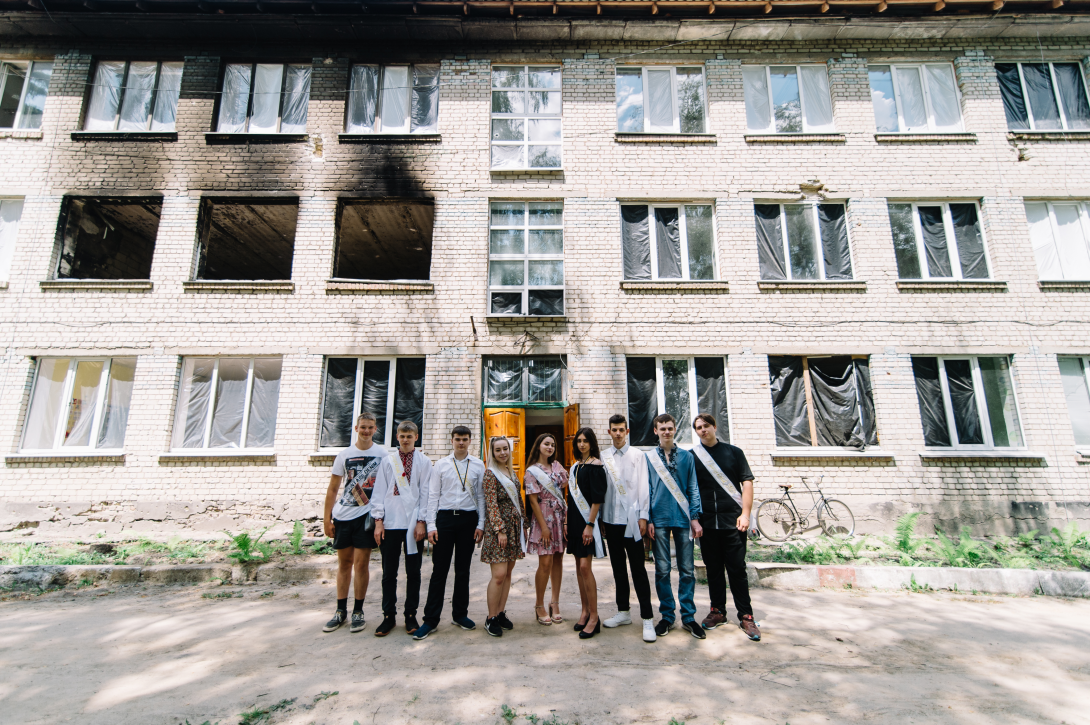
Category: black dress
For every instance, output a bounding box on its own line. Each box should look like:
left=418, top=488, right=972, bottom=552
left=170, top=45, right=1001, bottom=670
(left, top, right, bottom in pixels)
left=566, top=462, right=607, bottom=558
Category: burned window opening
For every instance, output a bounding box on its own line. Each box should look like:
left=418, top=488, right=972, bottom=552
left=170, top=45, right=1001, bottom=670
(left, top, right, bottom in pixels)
left=197, top=198, right=298, bottom=281
left=333, top=199, right=433, bottom=281
left=55, top=197, right=161, bottom=280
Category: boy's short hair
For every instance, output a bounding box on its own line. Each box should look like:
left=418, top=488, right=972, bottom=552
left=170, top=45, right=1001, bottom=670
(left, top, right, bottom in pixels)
left=356, top=411, right=377, bottom=425
left=692, top=413, right=717, bottom=429
left=397, top=420, right=419, bottom=435
left=652, top=413, right=676, bottom=429
left=451, top=425, right=472, bottom=438
left=608, top=414, right=628, bottom=428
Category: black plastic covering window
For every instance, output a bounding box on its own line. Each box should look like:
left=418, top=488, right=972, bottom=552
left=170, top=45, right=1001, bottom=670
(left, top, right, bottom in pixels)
left=393, top=358, right=426, bottom=446
left=1054, top=63, right=1090, bottom=130
left=694, top=357, right=730, bottom=444
left=361, top=361, right=391, bottom=442
left=917, top=206, right=952, bottom=278
left=911, top=357, right=950, bottom=446
left=995, top=63, right=1030, bottom=131
left=944, top=359, right=984, bottom=445
left=411, top=65, right=440, bottom=132
left=755, top=204, right=786, bottom=280
left=654, top=207, right=682, bottom=279
left=950, top=203, right=988, bottom=279
left=626, top=357, right=658, bottom=446
left=818, top=204, right=853, bottom=280
left=621, top=205, right=651, bottom=280
left=320, top=358, right=357, bottom=448
left=491, top=292, right=522, bottom=314
left=769, top=355, right=876, bottom=448
left=768, top=356, right=810, bottom=446
left=529, top=290, right=563, bottom=316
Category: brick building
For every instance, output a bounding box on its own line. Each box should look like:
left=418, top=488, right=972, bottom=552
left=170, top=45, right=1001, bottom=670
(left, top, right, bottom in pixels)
left=1, top=1, right=1088, bottom=538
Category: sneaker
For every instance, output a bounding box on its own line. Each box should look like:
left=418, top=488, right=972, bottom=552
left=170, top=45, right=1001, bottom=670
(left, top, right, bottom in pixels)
left=405, top=614, right=420, bottom=635
left=682, top=620, right=707, bottom=640
left=452, top=616, right=476, bottom=631
left=654, top=619, right=674, bottom=637
left=701, top=608, right=728, bottom=630
left=374, top=615, right=395, bottom=637
left=322, top=609, right=347, bottom=633
left=350, top=612, right=366, bottom=633
left=642, top=618, right=657, bottom=643
left=496, top=611, right=514, bottom=631
left=739, top=615, right=761, bottom=642
left=485, top=617, right=503, bottom=637
left=603, top=611, right=633, bottom=628
left=412, top=622, right=436, bottom=641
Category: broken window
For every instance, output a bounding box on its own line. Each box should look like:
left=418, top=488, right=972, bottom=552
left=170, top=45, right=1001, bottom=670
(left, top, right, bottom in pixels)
left=755, top=202, right=852, bottom=281
left=345, top=64, right=439, bottom=135
left=84, top=61, right=183, bottom=132
left=172, top=357, right=282, bottom=450
left=489, top=201, right=564, bottom=315
left=197, top=199, right=297, bottom=281
left=21, top=357, right=136, bottom=451
left=768, top=356, right=877, bottom=449
left=615, top=66, right=706, bottom=133
left=912, top=356, right=1023, bottom=449
left=887, top=201, right=989, bottom=280
left=621, top=203, right=715, bottom=281
left=1024, top=201, right=1090, bottom=281
left=868, top=64, right=962, bottom=133
left=0, top=198, right=23, bottom=282
left=319, top=357, right=426, bottom=449
left=216, top=63, right=311, bottom=134
left=333, top=199, right=433, bottom=281
left=743, top=65, right=834, bottom=134
left=0, top=60, right=52, bottom=130
left=55, top=197, right=161, bottom=280
left=483, top=357, right=564, bottom=405
left=626, top=356, right=730, bottom=448
left=996, top=62, right=1090, bottom=132
left=1058, top=357, right=1090, bottom=449
left=491, top=65, right=562, bottom=170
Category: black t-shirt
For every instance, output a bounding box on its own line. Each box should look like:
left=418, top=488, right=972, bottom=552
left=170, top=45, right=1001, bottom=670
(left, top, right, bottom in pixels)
left=693, top=442, right=754, bottom=529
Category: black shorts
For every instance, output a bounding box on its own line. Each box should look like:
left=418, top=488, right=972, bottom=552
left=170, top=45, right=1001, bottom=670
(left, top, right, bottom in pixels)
left=332, top=516, right=379, bottom=551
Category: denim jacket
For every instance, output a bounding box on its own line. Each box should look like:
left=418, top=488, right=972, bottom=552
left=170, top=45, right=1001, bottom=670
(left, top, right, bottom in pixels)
left=646, top=446, right=702, bottom=529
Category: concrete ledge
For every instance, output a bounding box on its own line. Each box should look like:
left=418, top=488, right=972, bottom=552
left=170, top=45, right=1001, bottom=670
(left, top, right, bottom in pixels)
left=897, top=280, right=1007, bottom=292
left=40, top=279, right=153, bottom=292
left=325, top=279, right=433, bottom=294
left=204, top=133, right=307, bottom=144
left=1008, top=131, right=1090, bottom=142
left=758, top=280, right=867, bottom=293
left=770, top=449, right=894, bottom=463
left=620, top=280, right=728, bottom=292
left=745, top=133, right=845, bottom=144
left=0, top=129, right=42, bottom=140
left=919, top=450, right=1048, bottom=465
left=71, top=131, right=177, bottom=142
left=158, top=452, right=276, bottom=464
left=875, top=132, right=976, bottom=143
left=6, top=453, right=125, bottom=465
left=1038, top=280, right=1090, bottom=292
left=183, top=280, right=294, bottom=294
left=338, top=133, right=441, bottom=144
left=0, top=558, right=334, bottom=589
left=485, top=314, right=566, bottom=322
left=309, top=453, right=337, bottom=465
left=614, top=132, right=716, bottom=144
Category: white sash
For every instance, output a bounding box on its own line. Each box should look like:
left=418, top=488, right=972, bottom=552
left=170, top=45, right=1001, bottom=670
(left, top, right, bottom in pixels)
left=602, top=449, right=641, bottom=542
left=490, top=466, right=527, bottom=553
left=646, top=449, right=693, bottom=541
left=527, top=464, right=565, bottom=504
left=388, top=451, right=421, bottom=555
left=693, top=443, right=758, bottom=536
left=570, top=463, right=605, bottom=558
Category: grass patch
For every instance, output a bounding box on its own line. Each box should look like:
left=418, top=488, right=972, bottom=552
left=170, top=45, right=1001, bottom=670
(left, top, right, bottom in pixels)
left=202, top=591, right=241, bottom=600
left=238, top=698, right=295, bottom=725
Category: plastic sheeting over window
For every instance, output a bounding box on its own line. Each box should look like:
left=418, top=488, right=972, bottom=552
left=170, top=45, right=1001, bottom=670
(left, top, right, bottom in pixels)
left=742, top=66, right=771, bottom=131
left=96, top=358, right=135, bottom=450
left=654, top=207, right=682, bottom=279
left=996, top=61, right=1090, bottom=132
left=996, top=63, right=1030, bottom=130
left=345, top=65, right=378, bottom=133
left=768, top=356, right=810, bottom=447
left=1053, top=63, right=1090, bottom=130
left=769, top=356, right=876, bottom=449
left=484, top=356, right=564, bottom=404
left=889, top=202, right=990, bottom=281
left=319, top=357, right=426, bottom=448
left=818, top=204, right=853, bottom=280
left=172, top=357, right=281, bottom=450
left=911, top=357, right=950, bottom=446
left=320, top=358, right=357, bottom=449
left=695, top=357, right=730, bottom=444
left=623, top=204, right=717, bottom=281
left=950, top=203, right=988, bottom=279
left=217, top=63, right=311, bottom=134
left=913, top=356, right=1023, bottom=449
left=1025, top=201, right=1090, bottom=282
left=626, top=357, right=658, bottom=447
left=245, top=358, right=282, bottom=448
left=662, top=359, right=692, bottom=444
left=411, top=64, right=440, bottom=134
left=0, top=198, right=24, bottom=282
left=280, top=65, right=311, bottom=134
left=361, top=360, right=391, bottom=443
left=1059, top=357, right=1090, bottom=447
left=754, top=204, right=786, bottom=280
left=85, top=61, right=125, bottom=131
left=393, top=358, right=427, bottom=446
left=755, top=203, right=852, bottom=281
left=621, top=205, right=651, bottom=281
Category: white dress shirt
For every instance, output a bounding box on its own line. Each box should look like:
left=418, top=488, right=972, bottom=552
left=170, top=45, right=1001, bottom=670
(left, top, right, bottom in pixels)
left=371, top=449, right=434, bottom=530
left=601, top=441, right=651, bottom=526
left=426, top=452, right=486, bottom=533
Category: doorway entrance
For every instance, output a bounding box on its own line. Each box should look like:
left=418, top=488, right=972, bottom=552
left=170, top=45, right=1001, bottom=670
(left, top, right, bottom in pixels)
left=483, top=403, right=579, bottom=490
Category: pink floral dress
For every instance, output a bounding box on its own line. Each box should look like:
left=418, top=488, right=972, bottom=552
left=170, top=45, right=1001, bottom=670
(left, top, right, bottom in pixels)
left=524, top=461, right=568, bottom=556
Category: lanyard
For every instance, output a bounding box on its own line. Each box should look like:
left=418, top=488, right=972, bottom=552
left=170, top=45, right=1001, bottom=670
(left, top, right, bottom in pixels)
left=454, top=457, right=470, bottom=491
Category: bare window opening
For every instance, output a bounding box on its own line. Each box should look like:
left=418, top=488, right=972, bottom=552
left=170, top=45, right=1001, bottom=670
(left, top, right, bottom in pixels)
left=55, top=197, right=161, bottom=280
left=333, top=199, right=433, bottom=281
left=197, top=198, right=298, bottom=281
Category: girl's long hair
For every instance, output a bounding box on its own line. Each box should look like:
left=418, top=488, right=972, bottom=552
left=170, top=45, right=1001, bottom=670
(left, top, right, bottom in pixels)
left=571, top=427, right=601, bottom=462
left=486, top=436, right=515, bottom=480
left=526, top=432, right=559, bottom=469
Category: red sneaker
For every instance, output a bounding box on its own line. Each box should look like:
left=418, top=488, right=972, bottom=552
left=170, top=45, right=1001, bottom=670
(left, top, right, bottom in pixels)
left=701, top=608, right=728, bottom=630
left=739, top=615, right=761, bottom=641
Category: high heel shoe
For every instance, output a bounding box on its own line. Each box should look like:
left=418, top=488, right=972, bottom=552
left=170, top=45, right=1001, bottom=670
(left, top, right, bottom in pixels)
left=578, top=618, right=601, bottom=639
left=549, top=602, right=563, bottom=623
left=573, top=618, right=587, bottom=632
left=535, top=605, right=552, bottom=625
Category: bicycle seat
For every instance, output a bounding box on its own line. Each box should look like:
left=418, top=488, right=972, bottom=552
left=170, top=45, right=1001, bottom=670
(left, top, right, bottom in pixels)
left=778, top=484, right=792, bottom=489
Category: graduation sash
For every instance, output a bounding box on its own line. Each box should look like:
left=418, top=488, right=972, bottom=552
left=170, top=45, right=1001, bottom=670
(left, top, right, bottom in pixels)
left=388, top=451, right=421, bottom=555
left=646, top=449, right=693, bottom=541
left=490, top=466, right=527, bottom=553
left=570, top=464, right=605, bottom=558
left=527, top=464, right=565, bottom=504
left=602, top=449, right=641, bottom=542
left=693, top=443, right=758, bottom=536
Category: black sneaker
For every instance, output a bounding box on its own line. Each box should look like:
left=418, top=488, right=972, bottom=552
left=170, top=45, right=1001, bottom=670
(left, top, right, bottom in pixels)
left=452, top=616, right=476, bottom=631
left=405, top=614, right=420, bottom=634
left=654, top=619, right=674, bottom=637
left=496, top=611, right=514, bottom=630
left=412, top=622, right=436, bottom=640
left=374, top=615, right=395, bottom=637
left=682, top=620, right=707, bottom=640
left=323, top=609, right=347, bottom=633
left=485, top=617, right=503, bottom=637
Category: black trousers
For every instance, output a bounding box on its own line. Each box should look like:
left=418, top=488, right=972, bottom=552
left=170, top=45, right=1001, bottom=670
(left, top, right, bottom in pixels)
left=423, top=509, right=478, bottom=626
left=380, top=529, right=422, bottom=617
left=603, top=521, right=654, bottom=620
left=699, top=526, right=753, bottom=619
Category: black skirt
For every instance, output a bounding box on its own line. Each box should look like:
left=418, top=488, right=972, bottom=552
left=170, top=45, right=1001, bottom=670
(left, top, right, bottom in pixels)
left=566, top=462, right=607, bottom=558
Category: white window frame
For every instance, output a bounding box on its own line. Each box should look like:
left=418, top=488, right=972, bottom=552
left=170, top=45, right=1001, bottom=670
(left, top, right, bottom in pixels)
left=900, top=201, right=991, bottom=280
left=488, top=200, right=564, bottom=316
left=764, top=202, right=854, bottom=281
left=615, top=65, right=708, bottom=134
left=1059, top=355, right=1090, bottom=452
left=344, top=64, right=438, bottom=135
left=745, top=64, right=835, bottom=134
left=20, top=357, right=128, bottom=453
left=932, top=356, right=1026, bottom=450
left=1007, top=61, right=1090, bottom=132
left=1026, top=200, right=1090, bottom=281
left=622, top=201, right=719, bottom=282
left=483, top=356, right=567, bottom=405
left=0, top=60, right=48, bottom=130
left=319, top=356, right=425, bottom=449
left=868, top=63, right=964, bottom=133
left=83, top=60, right=182, bottom=132
left=490, top=64, right=562, bottom=170
left=217, top=63, right=310, bottom=134
left=172, top=357, right=279, bottom=452
left=638, top=355, right=732, bottom=448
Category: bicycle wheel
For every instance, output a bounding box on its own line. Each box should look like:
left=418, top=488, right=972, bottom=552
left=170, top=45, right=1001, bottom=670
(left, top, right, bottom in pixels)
left=756, top=500, right=797, bottom=542
left=818, top=499, right=855, bottom=536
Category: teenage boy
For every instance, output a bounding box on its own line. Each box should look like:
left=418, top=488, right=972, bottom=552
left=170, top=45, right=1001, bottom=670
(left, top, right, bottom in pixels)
left=413, top=425, right=485, bottom=640
left=692, top=414, right=760, bottom=641
left=323, top=412, right=389, bottom=634
left=372, top=420, right=433, bottom=637
left=600, top=414, right=656, bottom=643
left=645, top=413, right=705, bottom=640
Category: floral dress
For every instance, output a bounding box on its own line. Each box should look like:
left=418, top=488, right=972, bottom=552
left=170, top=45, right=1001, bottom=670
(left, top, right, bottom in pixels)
left=523, top=461, right=567, bottom=556
left=481, top=468, right=527, bottom=564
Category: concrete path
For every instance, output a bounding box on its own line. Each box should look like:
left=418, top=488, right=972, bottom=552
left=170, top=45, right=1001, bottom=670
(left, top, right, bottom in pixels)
left=1, top=555, right=1087, bottom=725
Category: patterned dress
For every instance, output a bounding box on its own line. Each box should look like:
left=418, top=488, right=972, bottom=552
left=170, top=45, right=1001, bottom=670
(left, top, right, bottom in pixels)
left=523, top=461, right=568, bottom=556
left=481, top=468, right=527, bottom=564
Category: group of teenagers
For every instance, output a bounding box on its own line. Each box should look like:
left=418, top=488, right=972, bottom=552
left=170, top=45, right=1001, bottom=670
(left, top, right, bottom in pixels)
left=321, top=409, right=761, bottom=644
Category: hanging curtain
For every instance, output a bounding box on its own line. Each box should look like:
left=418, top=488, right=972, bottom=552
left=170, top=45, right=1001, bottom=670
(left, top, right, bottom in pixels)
left=393, top=358, right=427, bottom=445
left=742, top=66, right=770, bottom=131
left=411, top=64, right=440, bottom=133
left=800, top=65, right=833, bottom=131
left=177, top=358, right=214, bottom=449
left=97, top=358, right=136, bottom=450
left=280, top=65, right=311, bottom=134
left=321, top=358, right=357, bottom=448
left=245, top=358, right=282, bottom=448
left=626, top=357, right=658, bottom=447
left=621, top=205, right=651, bottom=280
left=208, top=359, right=249, bottom=448
left=950, top=203, right=988, bottom=279
left=768, top=356, right=810, bottom=447
left=818, top=204, right=853, bottom=280
left=754, top=204, right=786, bottom=280
left=654, top=207, right=682, bottom=279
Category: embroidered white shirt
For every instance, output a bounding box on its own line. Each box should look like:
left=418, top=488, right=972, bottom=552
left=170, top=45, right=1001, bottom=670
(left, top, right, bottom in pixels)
left=426, top=453, right=486, bottom=533
left=371, top=449, right=434, bottom=530
left=601, top=441, right=651, bottom=526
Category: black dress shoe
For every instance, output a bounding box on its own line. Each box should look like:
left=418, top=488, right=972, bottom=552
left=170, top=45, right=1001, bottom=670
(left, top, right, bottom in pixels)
left=578, top=619, right=601, bottom=639
left=573, top=619, right=587, bottom=632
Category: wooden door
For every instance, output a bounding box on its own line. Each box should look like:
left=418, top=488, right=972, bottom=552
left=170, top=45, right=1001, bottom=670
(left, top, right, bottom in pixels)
left=562, top=403, right=580, bottom=468
left=483, top=407, right=526, bottom=489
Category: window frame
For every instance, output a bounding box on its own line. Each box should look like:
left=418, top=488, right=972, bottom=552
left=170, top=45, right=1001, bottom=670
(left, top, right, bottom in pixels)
left=1003, top=61, right=1090, bottom=132
left=171, top=356, right=281, bottom=452
left=762, top=201, right=855, bottom=281
left=216, top=62, right=310, bottom=134
left=343, top=63, right=438, bottom=135
left=769, top=354, right=877, bottom=450
left=1058, top=355, right=1090, bottom=452
left=482, top=355, right=567, bottom=406
left=744, top=64, right=835, bottom=134
left=615, top=65, right=708, bottom=134
left=319, top=356, right=426, bottom=450
left=894, top=201, right=991, bottom=281
left=83, top=60, right=182, bottom=132
left=487, top=200, right=565, bottom=317
left=868, top=63, right=964, bottom=133
left=490, top=64, right=562, bottom=170
left=929, top=356, right=1026, bottom=450
left=646, top=355, right=732, bottom=448
left=1024, top=200, right=1090, bottom=281
left=620, top=201, right=719, bottom=282
left=20, top=357, right=132, bottom=453
left=0, top=60, right=49, bottom=130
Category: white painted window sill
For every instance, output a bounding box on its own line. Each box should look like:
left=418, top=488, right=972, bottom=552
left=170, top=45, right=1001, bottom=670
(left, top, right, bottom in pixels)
left=897, top=280, right=1007, bottom=292
left=770, top=449, right=894, bottom=462
left=919, top=450, right=1046, bottom=462
left=745, top=133, right=845, bottom=143
left=6, top=452, right=125, bottom=464
left=1038, top=280, right=1090, bottom=291
left=620, top=280, right=729, bottom=292
left=326, top=279, right=433, bottom=294
left=758, top=280, right=867, bottom=293
left=614, top=132, right=716, bottom=144
left=183, top=280, right=294, bottom=293
left=874, top=132, right=976, bottom=143
left=41, top=279, right=153, bottom=292
left=159, top=451, right=276, bottom=464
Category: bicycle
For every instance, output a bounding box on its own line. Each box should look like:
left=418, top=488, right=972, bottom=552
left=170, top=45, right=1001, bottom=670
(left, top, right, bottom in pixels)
left=755, top=475, right=855, bottom=541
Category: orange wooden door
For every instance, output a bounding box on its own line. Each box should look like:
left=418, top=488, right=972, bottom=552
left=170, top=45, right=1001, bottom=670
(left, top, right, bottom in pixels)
left=483, top=407, right=526, bottom=489
left=562, top=403, right=580, bottom=469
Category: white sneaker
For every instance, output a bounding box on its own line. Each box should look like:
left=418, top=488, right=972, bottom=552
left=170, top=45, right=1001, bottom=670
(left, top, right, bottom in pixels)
left=642, top=619, right=657, bottom=643
left=603, top=611, right=633, bottom=628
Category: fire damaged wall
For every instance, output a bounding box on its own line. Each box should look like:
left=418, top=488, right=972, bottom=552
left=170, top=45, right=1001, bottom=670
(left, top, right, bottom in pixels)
left=55, top=197, right=161, bottom=279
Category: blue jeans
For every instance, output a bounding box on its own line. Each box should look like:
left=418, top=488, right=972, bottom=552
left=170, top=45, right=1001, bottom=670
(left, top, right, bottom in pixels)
left=652, top=526, right=696, bottom=624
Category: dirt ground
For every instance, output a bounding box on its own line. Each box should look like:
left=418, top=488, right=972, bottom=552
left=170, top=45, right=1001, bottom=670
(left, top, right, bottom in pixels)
left=1, top=554, right=1088, bottom=725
